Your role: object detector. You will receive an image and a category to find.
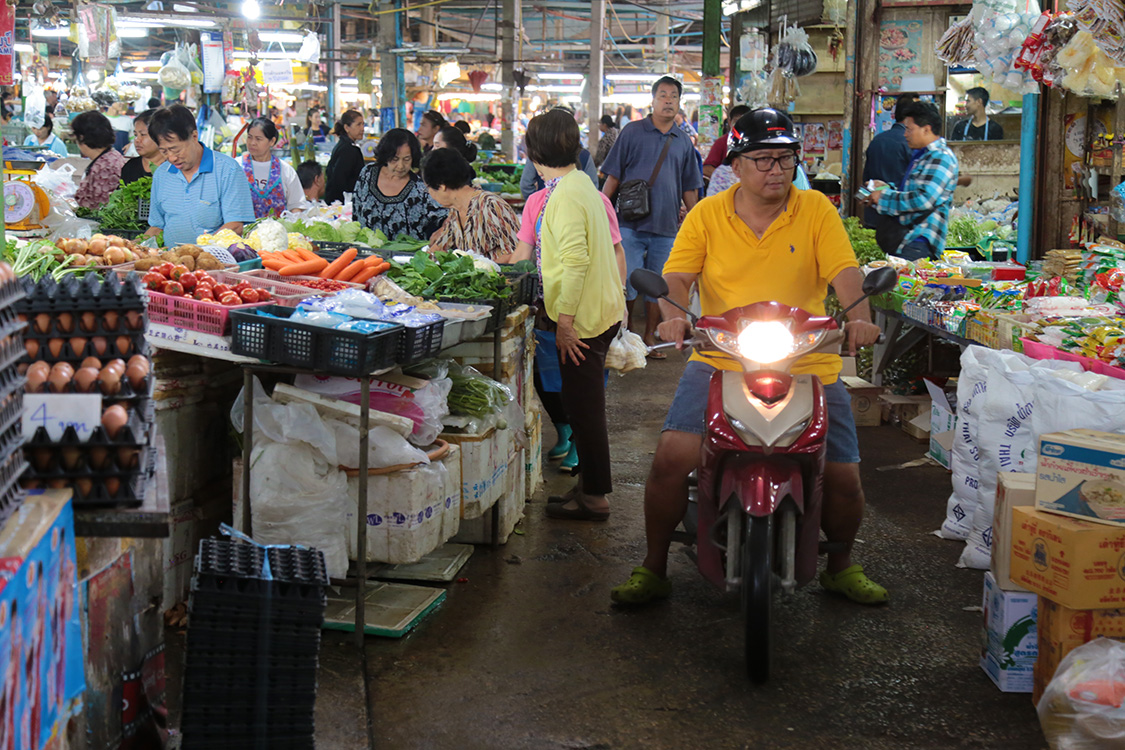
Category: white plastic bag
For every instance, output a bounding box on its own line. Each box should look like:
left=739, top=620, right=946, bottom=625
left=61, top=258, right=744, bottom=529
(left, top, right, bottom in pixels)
left=942, top=346, right=989, bottom=540
left=1038, top=638, right=1125, bottom=749
left=34, top=163, right=80, bottom=201
left=606, top=327, right=647, bottom=374
left=249, top=442, right=350, bottom=579
left=1030, top=375, right=1125, bottom=471
left=330, top=420, right=431, bottom=470
left=24, top=88, right=46, bottom=130
left=297, top=31, right=321, bottom=64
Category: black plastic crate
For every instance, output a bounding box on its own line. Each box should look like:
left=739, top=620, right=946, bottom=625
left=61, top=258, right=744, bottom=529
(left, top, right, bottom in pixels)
left=311, top=241, right=380, bottom=261
left=100, top=228, right=147, bottom=240
left=396, top=318, right=445, bottom=364
left=196, top=538, right=329, bottom=586
left=439, top=296, right=509, bottom=333
left=501, top=271, right=535, bottom=307
left=17, top=272, right=146, bottom=314
left=230, top=305, right=402, bottom=376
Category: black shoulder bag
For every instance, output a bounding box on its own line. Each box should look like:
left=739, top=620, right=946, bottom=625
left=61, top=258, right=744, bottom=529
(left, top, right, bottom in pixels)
left=615, top=135, right=673, bottom=222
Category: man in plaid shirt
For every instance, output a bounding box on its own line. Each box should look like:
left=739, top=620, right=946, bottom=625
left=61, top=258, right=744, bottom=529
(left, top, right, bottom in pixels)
left=862, top=101, right=960, bottom=261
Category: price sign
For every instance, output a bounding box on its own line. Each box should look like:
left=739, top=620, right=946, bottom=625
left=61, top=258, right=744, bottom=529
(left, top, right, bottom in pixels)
left=261, top=59, right=293, bottom=85
left=200, top=30, right=225, bottom=94
left=23, top=394, right=103, bottom=442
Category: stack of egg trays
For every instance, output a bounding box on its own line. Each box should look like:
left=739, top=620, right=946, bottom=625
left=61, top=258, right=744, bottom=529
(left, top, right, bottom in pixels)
left=181, top=539, right=328, bottom=750
left=0, top=271, right=26, bottom=529
left=17, top=272, right=154, bottom=509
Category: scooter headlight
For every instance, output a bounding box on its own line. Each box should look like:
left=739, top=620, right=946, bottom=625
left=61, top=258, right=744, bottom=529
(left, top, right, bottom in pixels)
left=736, top=321, right=795, bottom=364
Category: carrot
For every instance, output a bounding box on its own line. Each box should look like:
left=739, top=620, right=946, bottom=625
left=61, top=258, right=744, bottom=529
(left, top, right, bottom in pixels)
left=281, top=249, right=303, bottom=263
left=320, top=247, right=357, bottom=279
left=279, top=258, right=329, bottom=276
left=295, top=247, right=321, bottom=263
left=262, top=258, right=287, bottom=271
left=335, top=258, right=367, bottom=282
left=363, top=255, right=385, bottom=267
left=351, top=266, right=382, bottom=285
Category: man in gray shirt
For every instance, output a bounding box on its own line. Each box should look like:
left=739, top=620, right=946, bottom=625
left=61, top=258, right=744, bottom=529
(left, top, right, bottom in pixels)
left=602, top=76, right=703, bottom=354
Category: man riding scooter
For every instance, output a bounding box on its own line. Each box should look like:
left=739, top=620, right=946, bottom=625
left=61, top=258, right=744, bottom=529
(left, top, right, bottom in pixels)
left=610, top=108, right=888, bottom=606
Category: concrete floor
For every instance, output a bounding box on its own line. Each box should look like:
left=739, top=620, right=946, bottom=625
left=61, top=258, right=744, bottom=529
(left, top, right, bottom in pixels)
left=328, top=358, right=1048, bottom=750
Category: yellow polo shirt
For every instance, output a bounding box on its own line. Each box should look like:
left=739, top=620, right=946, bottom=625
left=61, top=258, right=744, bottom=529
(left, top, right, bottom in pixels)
left=663, top=184, right=858, bottom=384
left=541, top=169, right=624, bottom=339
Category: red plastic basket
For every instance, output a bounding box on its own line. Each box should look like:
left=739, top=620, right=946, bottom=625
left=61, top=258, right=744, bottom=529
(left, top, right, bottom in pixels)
left=147, top=290, right=271, bottom=336
left=207, top=270, right=337, bottom=307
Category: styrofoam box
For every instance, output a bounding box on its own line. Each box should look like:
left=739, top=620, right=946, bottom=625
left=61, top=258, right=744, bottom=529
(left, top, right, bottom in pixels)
left=525, top=409, right=543, bottom=499
left=443, top=426, right=512, bottom=520
left=344, top=447, right=462, bottom=565
left=163, top=499, right=198, bottom=607
left=454, top=448, right=526, bottom=545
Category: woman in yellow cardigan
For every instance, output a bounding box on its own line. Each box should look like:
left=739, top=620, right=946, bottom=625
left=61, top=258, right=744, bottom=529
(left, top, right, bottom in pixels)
left=524, top=109, right=626, bottom=521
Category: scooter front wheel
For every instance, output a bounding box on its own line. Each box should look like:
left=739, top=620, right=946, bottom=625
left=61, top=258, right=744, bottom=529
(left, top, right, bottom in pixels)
left=742, top=513, right=773, bottom=683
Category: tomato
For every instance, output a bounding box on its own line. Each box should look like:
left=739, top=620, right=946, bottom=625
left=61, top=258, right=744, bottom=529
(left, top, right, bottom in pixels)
left=155, top=262, right=176, bottom=278
left=170, top=265, right=190, bottom=281
left=238, top=288, right=260, bottom=303
left=193, top=288, right=214, bottom=301
left=163, top=281, right=185, bottom=297
left=256, top=289, right=272, bottom=302
left=212, top=284, right=232, bottom=297
left=142, top=272, right=165, bottom=291
left=233, top=281, right=251, bottom=293
left=219, top=293, right=241, bottom=306
left=178, top=272, right=197, bottom=291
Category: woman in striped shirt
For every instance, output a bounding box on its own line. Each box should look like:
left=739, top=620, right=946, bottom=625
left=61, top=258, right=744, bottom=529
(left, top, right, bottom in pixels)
left=420, top=148, right=520, bottom=260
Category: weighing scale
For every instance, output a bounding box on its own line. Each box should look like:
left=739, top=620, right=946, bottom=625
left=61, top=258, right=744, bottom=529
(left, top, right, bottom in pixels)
left=4, top=163, right=52, bottom=238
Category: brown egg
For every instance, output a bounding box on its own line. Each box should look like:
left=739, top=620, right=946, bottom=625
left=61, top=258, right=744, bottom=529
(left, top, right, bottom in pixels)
left=16, top=363, right=27, bottom=376
left=47, top=338, right=64, bottom=358
left=126, top=355, right=150, bottom=375
left=73, top=367, right=100, bottom=394
left=60, top=446, right=81, bottom=471
left=103, top=310, right=119, bottom=331
left=105, top=358, right=126, bottom=375
left=49, top=362, right=73, bottom=380
left=22, top=479, right=41, bottom=490
left=89, top=446, right=109, bottom=470
left=80, top=311, right=96, bottom=332
left=98, top=367, right=121, bottom=396
left=80, top=356, right=101, bottom=370
left=91, top=337, right=107, bottom=356
left=68, top=337, right=88, bottom=358
left=125, top=363, right=147, bottom=391
left=75, top=478, right=94, bottom=498
left=48, top=370, right=70, bottom=393
left=56, top=312, right=74, bottom=333
left=25, top=367, right=47, bottom=393
left=32, top=447, right=52, bottom=470
left=34, top=313, right=50, bottom=334
left=117, top=447, right=139, bottom=469
left=101, top=404, right=129, bottom=439
left=115, top=336, right=132, bottom=356
left=125, top=310, right=143, bottom=330
left=24, top=339, right=38, bottom=359
left=104, top=477, right=121, bottom=496
left=47, top=479, right=67, bottom=490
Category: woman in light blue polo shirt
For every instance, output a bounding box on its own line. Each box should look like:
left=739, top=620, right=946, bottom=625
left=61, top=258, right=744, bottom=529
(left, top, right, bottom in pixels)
left=23, top=114, right=68, bottom=157
left=144, top=105, right=255, bottom=246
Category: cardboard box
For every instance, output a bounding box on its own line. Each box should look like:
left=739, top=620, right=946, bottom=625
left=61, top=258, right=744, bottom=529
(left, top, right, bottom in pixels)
left=1037, top=429, right=1125, bottom=527
left=879, top=394, right=931, bottom=442
left=991, top=472, right=1037, bottom=592
left=1033, top=595, right=1125, bottom=703
left=162, top=498, right=199, bottom=607
left=1010, top=506, right=1125, bottom=610
left=840, top=375, right=883, bottom=427
left=980, top=571, right=1038, bottom=693
left=924, top=379, right=957, bottom=470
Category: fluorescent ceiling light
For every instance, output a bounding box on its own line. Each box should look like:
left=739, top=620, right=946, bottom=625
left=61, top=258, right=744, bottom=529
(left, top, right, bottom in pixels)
left=31, top=25, right=70, bottom=38
left=232, top=50, right=299, bottom=60
left=280, top=83, right=327, bottom=91
left=258, top=31, right=306, bottom=43
left=127, top=60, right=162, bottom=69
left=117, top=27, right=149, bottom=38
left=538, top=72, right=583, bottom=80
left=529, top=84, right=582, bottom=93
left=338, top=77, right=358, bottom=85
left=242, top=0, right=260, bottom=20
left=437, top=92, right=500, bottom=102
left=172, top=3, right=197, bottom=10
left=119, top=16, right=216, bottom=27
left=606, top=73, right=663, bottom=82
left=13, top=43, right=32, bottom=53
left=120, top=72, right=160, bottom=80
left=481, top=83, right=502, bottom=92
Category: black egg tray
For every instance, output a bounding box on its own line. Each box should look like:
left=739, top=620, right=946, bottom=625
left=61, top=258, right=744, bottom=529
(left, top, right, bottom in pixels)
left=21, top=307, right=147, bottom=338
left=188, top=587, right=327, bottom=622
left=25, top=445, right=155, bottom=509
left=182, top=684, right=317, bottom=712
left=0, top=305, right=28, bottom=337
left=17, top=272, right=146, bottom=313
left=26, top=398, right=153, bottom=452
left=186, top=607, right=325, bottom=636
left=182, top=706, right=315, bottom=729
left=181, top=736, right=313, bottom=750
left=0, top=332, right=27, bottom=375
left=197, top=538, right=329, bottom=586
left=0, top=276, right=27, bottom=311
left=190, top=572, right=328, bottom=605
left=185, top=621, right=322, bottom=651
left=21, top=331, right=148, bottom=366
left=0, top=392, right=25, bottom=462
left=183, top=651, right=320, bottom=677
left=0, top=367, right=26, bottom=401
left=25, top=369, right=155, bottom=404
left=181, top=725, right=314, bottom=749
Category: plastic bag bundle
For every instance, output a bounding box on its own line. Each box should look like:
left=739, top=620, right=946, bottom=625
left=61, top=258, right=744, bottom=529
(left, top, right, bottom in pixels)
left=1057, top=30, right=1125, bottom=97
left=1034, top=13, right=1081, bottom=86
left=1039, top=638, right=1125, bottom=749
left=775, top=26, right=818, bottom=77
left=606, top=327, right=647, bottom=374
left=936, top=15, right=979, bottom=66
left=767, top=68, right=801, bottom=109
left=1071, top=0, right=1125, bottom=66
left=972, top=0, right=1044, bottom=95
left=822, top=0, right=846, bottom=25
left=158, top=55, right=190, bottom=91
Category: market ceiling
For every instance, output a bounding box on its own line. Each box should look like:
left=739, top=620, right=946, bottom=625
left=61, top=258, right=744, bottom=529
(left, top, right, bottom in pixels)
left=22, top=0, right=720, bottom=73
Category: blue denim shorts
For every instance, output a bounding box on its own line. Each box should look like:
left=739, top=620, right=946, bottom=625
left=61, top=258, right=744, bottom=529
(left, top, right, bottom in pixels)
left=662, top=360, right=861, bottom=464
left=620, top=226, right=677, bottom=303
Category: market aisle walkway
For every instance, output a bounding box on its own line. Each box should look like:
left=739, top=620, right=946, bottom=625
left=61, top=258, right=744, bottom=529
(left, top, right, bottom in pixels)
left=341, top=360, right=1045, bottom=749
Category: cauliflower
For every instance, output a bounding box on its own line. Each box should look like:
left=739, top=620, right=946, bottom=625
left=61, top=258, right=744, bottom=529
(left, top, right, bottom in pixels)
left=287, top=233, right=313, bottom=252
left=248, top=219, right=288, bottom=253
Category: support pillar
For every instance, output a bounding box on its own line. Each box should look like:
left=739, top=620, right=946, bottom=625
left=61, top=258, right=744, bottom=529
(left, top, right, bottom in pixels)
left=589, top=0, right=605, bottom=158
left=329, top=1, right=341, bottom=116
left=702, top=0, right=721, bottom=78
left=500, top=0, right=517, bottom=160
left=379, top=0, right=404, bottom=130
left=1017, top=93, right=1039, bottom=263
left=420, top=4, right=435, bottom=48
left=655, top=8, right=670, bottom=74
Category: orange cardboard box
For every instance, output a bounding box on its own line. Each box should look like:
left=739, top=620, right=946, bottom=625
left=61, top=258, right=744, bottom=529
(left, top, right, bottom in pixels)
left=1009, top=506, right=1125, bottom=610
left=1032, top=596, right=1125, bottom=704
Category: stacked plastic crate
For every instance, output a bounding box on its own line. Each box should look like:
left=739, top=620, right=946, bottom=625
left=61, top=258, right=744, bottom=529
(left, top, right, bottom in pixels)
left=181, top=538, right=328, bottom=750
left=0, top=261, right=26, bottom=528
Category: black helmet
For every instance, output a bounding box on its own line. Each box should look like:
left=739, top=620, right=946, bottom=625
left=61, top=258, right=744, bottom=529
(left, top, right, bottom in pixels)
left=724, top=108, right=800, bottom=165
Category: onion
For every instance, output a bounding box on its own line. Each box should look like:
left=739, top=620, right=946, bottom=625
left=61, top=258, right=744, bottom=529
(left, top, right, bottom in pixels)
left=88, top=238, right=107, bottom=256
left=107, top=235, right=125, bottom=248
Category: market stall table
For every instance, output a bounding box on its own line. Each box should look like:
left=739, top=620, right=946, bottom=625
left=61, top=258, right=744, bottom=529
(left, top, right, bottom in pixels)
left=871, top=306, right=974, bottom=385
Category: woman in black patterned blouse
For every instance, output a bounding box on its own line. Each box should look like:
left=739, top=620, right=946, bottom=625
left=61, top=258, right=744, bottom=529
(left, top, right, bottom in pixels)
left=352, top=129, right=448, bottom=241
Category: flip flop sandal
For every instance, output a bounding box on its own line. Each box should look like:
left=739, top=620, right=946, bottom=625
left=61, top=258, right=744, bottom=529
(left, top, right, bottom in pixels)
left=545, top=499, right=609, bottom=522
left=610, top=566, right=672, bottom=605
left=548, top=486, right=579, bottom=504
left=819, top=564, right=889, bottom=605
left=646, top=349, right=667, bottom=360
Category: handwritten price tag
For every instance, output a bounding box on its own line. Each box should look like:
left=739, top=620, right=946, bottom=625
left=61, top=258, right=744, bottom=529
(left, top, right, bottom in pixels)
left=23, top=394, right=103, bottom=441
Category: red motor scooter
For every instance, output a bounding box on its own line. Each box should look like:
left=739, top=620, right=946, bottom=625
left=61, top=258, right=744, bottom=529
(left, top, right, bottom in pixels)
left=632, top=266, right=897, bottom=683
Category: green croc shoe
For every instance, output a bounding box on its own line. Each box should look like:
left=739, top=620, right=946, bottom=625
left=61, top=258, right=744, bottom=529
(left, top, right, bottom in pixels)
left=819, top=564, right=889, bottom=605
left=610, top=566, right=672, bottom=605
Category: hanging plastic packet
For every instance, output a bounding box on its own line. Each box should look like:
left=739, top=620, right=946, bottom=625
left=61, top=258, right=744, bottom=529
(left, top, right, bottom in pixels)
left=775, top=25, right=818, bottom=77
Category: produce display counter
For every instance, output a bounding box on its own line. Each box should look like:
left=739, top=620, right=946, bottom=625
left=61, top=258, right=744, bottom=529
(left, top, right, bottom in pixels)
left=871, top=306, right=974, bottom=384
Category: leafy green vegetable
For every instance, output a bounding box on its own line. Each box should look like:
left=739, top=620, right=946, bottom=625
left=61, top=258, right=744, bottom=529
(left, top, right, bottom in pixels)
left=98, top=178, right=153, bottom=232
left=275, top=218, right=386, bottom=248
left=947, top=216, right=983, bottom=248
left=3, top=239, right=100, bottom=282
left=388, top=249, right=513, bottom=300
left=842, top=217, right=886, bottom=265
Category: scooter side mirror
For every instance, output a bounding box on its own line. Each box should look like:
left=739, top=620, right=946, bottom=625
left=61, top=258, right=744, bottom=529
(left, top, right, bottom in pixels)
left=862, top=266, right=898, bottom=297
left=630, top=269, right=669, bottom=299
